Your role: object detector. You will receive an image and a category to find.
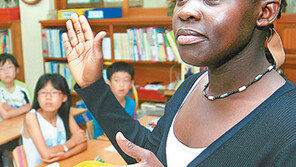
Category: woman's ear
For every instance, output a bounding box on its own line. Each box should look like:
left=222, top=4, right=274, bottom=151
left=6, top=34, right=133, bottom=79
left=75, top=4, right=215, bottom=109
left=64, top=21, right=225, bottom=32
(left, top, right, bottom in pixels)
left=257, top=0, right=281, bottom=27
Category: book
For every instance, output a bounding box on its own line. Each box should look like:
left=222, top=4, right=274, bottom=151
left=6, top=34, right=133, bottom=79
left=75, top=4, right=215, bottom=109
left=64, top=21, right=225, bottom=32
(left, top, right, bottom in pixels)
left=165, top=30, right=182, bottom=63
left=102, top=37, right=111, bottom=60
left=85, top=8, right=122, bottom=19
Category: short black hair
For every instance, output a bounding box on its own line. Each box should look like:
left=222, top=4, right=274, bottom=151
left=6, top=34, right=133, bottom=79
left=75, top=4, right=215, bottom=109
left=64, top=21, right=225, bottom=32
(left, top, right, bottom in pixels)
left=107, top=62, right=134, bottom=80
left=0, top=53, right=19, bottom=68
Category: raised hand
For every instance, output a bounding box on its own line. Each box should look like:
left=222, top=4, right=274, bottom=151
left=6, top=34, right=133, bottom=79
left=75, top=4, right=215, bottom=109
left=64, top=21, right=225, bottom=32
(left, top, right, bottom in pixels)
left=115, top=132, right=164, bottom=167
left=62, top=13, right=107, bottom=88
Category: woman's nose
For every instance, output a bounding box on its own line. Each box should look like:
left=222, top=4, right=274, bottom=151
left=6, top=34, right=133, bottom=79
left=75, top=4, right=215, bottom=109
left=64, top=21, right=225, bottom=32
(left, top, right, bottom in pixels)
left=178, top=2, right=202, bottom=21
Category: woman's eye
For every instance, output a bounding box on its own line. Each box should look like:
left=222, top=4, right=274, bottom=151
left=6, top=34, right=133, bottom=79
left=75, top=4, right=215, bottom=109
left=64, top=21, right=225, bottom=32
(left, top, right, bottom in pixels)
left=176, top=0, right=186, bottom=5
left=205, top=0, right=220, bottom=5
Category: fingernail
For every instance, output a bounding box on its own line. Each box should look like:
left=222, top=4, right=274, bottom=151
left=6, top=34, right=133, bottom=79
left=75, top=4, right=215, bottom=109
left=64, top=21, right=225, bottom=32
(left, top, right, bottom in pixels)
left=118, top=132, right=125, bottom=141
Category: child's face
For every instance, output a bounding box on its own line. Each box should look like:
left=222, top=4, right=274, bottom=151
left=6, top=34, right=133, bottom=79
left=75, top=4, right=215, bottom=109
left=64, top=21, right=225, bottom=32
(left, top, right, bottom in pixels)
left=37, top=81, right=67, bottom=113
left=107, top=71, right=133, bottom=99
left=173, top=0, right=259, bottom=67
left=0, top=60, right=17, bottom=84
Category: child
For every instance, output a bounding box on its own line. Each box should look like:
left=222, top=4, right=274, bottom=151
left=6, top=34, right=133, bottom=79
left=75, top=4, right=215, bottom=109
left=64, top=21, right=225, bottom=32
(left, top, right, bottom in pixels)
left=0, top=53, right=32, bottom=121
left=0, top=53, right=32, bottom=167
left=76, top=62, right=136, bottom=139
left=21, top=74, right=87, bottom=167
left=106, top=62, right=136, bottom=117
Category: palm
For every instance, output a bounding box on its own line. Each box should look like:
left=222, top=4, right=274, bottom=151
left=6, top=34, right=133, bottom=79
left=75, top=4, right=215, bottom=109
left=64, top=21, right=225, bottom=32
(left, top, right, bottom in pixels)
left=62, top=14, right=106, bottom=87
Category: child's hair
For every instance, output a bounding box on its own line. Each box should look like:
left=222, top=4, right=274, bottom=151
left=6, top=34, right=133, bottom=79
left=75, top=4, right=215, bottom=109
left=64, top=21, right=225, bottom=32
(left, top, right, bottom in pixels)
left=32, top=73, right=71, bottom=139
left=0, top=53, right=19, bottom=68
left=107, top=62, right=134, bottom=80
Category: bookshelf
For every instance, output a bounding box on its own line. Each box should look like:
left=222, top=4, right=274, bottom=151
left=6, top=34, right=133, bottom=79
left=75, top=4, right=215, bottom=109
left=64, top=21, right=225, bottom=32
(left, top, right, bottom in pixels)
left=0, top=20, right=24, bottom=82
left=39, top=13, right=181, bottom=104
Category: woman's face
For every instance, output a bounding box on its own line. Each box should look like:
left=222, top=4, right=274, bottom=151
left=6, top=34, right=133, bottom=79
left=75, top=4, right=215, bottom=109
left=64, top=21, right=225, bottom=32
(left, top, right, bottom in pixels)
left=173, top=0, right=260, bottom=67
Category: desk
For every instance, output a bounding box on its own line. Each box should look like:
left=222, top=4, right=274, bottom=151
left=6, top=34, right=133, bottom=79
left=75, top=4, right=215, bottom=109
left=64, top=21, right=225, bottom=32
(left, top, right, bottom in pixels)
left=0, top=114, right=25, bottom=145
left=0, top=107, right=87, bottom=146
left=38, top=116, right=160, bottom=167
left=138, top=115, right=160, bottom=128
left=158, top=89, right=175, bottom=102
left=38, top=140, right=126, bottom=167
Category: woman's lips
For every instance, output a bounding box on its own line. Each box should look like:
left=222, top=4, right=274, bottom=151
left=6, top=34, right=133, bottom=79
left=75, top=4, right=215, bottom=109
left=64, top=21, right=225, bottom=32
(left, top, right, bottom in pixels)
left=176, top=28, right=207, bottom=45
left=177, top=35, right=206, bottom=45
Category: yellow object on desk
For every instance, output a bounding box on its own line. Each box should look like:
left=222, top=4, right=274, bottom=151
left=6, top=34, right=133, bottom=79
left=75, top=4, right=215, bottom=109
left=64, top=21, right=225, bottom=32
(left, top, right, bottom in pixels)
left=74, top=161, right=114, bottom=167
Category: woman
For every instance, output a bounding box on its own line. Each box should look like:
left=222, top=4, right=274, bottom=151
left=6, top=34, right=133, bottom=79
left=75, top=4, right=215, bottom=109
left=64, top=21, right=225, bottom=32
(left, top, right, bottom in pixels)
left=62, top=0, right=296, bottom=166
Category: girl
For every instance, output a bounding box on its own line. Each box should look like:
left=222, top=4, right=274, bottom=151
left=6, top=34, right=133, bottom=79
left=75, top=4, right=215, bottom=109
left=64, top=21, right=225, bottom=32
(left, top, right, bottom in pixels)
left=63, top=0, right=296, bottom=166
left=22, top=74, right=87, bottom=167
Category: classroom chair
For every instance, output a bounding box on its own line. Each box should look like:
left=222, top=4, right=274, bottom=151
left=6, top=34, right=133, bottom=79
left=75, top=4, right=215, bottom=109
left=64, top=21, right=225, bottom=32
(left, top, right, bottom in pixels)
left=131, top=84, right=139, bottom=119
left=86, top=119, right=95, bottom=140
left=12, top=145, right=28, bottom=167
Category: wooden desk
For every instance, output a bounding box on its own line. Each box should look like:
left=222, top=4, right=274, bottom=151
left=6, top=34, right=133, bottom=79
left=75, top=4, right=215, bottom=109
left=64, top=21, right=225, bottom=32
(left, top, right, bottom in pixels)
left=0, top=114, right=25, bottom=145
left=0, top=107, right=87, bottom=146
left=138, top=115, right=160, bottom=128
left=38, top=116, right=160, bottom=166
left=158, top=89, right=175, bottom=102
left=38, top=140, right=126, bottom=167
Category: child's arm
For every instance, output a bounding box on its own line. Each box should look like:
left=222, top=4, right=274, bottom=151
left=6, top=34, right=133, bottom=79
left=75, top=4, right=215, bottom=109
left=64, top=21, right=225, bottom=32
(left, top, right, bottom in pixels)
left=24, top=113, right=69, bottom=160
left=41, top=115, right=88, bottom=163
left=0, top=103, right=31, bottom=119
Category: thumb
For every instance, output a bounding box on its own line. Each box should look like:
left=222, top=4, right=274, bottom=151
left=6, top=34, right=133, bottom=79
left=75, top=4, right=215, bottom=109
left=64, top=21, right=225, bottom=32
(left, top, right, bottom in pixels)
left=93, top=31, right=107, bottom=59
left=116, top=132, right=148, bottom=163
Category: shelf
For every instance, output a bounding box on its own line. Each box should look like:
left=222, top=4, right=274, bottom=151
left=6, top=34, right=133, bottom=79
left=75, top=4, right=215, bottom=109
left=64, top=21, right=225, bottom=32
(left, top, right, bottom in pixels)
left=44, top=57, right=180, bottom=65
left=39, top=16, right=172, bottom=27
left=0, top=20, right=24, bottom=82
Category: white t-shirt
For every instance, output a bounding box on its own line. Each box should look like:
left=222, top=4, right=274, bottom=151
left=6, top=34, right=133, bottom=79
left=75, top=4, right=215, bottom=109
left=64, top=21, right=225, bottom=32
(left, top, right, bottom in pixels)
left=22, top=109, right=66, bottom=167
left=166, top=72, right=207, bottom=167
left=0, top=80, right=32, bottom=121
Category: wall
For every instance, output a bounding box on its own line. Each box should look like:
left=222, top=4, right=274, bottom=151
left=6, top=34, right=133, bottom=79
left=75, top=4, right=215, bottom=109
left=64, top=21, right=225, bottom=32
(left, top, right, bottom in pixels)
left=19, top=0, right=54, bottom=92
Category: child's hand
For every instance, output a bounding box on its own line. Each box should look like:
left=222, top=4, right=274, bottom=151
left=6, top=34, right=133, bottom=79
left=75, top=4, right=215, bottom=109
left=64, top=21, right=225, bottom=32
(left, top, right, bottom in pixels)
left=1, top=103, right=12, bottom=111
left=71, top=129, right=87, bottom=145
left=41, top=152, right=65, bottom=163
left=115, top=132, right=164, bottom=167
left=62, top=13, right=107, bottom=88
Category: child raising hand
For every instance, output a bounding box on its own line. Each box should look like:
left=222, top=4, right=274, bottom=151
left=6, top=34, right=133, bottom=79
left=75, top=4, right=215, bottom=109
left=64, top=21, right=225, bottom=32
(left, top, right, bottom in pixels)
left=21, top=74, right=87, bottom=167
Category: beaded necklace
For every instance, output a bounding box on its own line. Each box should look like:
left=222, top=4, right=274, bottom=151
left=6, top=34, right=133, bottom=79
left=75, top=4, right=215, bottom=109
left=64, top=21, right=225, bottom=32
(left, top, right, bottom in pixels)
left=203, top=65, right=275, bottom=101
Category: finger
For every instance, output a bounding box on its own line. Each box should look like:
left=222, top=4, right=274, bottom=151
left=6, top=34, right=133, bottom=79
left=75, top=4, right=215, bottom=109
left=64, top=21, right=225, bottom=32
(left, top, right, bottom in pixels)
left=79, top=15, right=94, bottom=41
left=93, top=31, right=107, bottom=61
left=66, top=14, right=79, bottom=47
left=116, top=132, right=149, bottom=163
left=62, top=33, right=74, bottom=59
left=72, top=14, right=85, bottom=43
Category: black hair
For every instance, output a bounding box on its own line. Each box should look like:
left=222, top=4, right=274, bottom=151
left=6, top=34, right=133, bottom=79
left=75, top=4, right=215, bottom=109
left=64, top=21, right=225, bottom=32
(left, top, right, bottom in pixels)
left=107, top=62, right=134, bottom=80
left=0, top=53, right=19, bottom=68
left=32, top=73, right=71, bottom=140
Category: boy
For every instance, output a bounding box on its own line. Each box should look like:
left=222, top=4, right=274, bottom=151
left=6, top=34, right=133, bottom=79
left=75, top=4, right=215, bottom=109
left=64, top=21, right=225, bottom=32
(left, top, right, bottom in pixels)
left=0, top=53, right=32, bottom=121
left=106, top=62, right=136, bottom=117
left=0, top=53, right=32, bottom=166
left=75, top=62, right=136, bottom=139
